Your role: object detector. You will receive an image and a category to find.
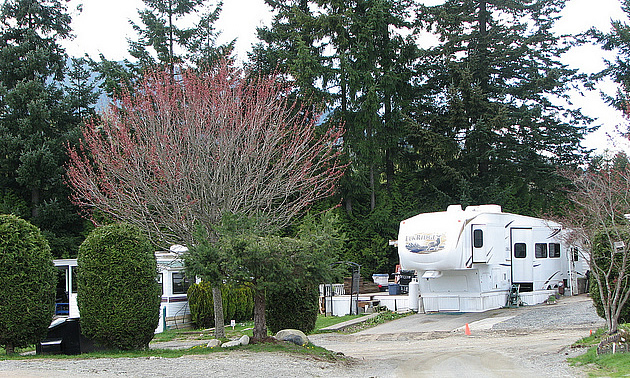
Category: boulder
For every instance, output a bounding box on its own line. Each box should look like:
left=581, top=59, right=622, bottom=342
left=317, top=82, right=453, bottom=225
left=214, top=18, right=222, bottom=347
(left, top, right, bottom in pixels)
left=275, top=329, right=309, bottom=346
left=206, top=339, right=221, bottom=348
left=221, top=340, right=241, bottom=348
left=239, top=335, right=250, bottom=346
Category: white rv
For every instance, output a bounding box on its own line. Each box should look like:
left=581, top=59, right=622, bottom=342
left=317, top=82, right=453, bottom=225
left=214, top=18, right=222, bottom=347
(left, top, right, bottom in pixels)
left=53, top=248, right=192, bottom=333
left=398, top=204, right=588, bottom=312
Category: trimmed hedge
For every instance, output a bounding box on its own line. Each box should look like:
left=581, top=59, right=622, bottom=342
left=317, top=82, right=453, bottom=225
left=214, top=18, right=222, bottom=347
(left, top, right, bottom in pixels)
left=266, top=283, right=319, bottom=335
left=0, top=215, right=56, bottom=354
left=77, top=223, right=161, bottom=350
left=187, top=282, right=254, bottom=328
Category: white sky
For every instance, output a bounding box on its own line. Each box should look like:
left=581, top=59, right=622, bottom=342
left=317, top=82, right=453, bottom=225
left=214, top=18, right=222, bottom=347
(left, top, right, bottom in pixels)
left=59, top=0, right=630, bottom=153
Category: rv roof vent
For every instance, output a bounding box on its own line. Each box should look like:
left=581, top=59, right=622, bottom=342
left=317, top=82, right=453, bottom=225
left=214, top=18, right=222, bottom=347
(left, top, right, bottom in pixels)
left=465, top=204, right=502, bottom=213
left=447, top=204, right=463, bottom=212
left=169, top=244, right=189, bottom=254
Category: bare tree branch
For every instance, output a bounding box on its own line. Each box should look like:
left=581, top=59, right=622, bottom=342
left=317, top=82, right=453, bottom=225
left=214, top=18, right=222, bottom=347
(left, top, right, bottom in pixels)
left=559, top=155, right=630, bottom=333
left=66, top=62, right=346, bottom=247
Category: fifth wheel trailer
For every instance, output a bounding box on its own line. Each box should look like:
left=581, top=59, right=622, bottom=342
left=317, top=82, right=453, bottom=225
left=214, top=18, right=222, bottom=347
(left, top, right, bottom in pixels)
left=398, top=205, right=588, bottom=312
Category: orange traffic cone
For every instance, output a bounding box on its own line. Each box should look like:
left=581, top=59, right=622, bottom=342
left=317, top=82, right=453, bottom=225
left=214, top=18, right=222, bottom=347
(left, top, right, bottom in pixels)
left=465, top=323, right=471, bottom=336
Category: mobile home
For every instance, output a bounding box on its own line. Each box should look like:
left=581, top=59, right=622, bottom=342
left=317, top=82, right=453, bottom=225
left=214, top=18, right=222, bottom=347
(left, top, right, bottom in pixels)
left=398, top=204, right=588, bottom=312
left=53, top=248, right=192, bottom=333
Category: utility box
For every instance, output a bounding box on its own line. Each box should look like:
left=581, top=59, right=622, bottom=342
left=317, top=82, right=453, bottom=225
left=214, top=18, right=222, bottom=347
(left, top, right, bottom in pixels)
left=372, top=274, right=389, bottom=291
left=388, top=283, right=401, bottom=295
left=37, top=318, right=103, bottom=355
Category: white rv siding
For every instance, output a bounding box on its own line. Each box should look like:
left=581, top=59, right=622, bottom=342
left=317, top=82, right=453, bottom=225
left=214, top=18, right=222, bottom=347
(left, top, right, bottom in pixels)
left=53, top=251, right=191, bottom=333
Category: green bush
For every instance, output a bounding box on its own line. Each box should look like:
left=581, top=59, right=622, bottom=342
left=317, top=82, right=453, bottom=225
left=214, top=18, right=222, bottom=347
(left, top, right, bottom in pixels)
left=590, top=228, right=630, bottom=324
left=77, top=223, right=161, bottom=350
left=233, top=285, right=254, bottom=322
left=187, top=282, right=254, bottom=328
left=266, top=283, right=319, bottom=335
left=0, top=214, right=56, bottom=354
left=187, top=282, right=214, bottom=328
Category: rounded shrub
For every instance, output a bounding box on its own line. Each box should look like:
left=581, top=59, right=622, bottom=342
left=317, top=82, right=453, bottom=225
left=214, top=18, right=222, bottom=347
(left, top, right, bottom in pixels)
left=266, top=283, right=319, bottom=335
left=77, top=223, right=161, bottom=350
left=0, top=214, right=56, bottom=354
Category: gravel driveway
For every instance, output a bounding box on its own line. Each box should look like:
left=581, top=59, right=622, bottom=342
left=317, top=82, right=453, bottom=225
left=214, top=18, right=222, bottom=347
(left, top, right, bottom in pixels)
left=0, top=294, right=605, bottom=377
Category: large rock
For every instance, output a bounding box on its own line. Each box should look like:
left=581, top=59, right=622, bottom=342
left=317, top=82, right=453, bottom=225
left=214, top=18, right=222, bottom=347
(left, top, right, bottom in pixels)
left=206, top=339, right=221, bottom=348
left=275, top=329, right=309, bottom=346
left=221, top=340, right=241, bottom=348
left=239, top=335, right=250, bottom=346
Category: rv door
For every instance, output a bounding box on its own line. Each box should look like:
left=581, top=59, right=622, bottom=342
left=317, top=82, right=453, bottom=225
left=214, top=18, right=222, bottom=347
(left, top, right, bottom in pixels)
left=472, top=225, right=487, bottom=263
left=511, top=227, right=534, bottom=290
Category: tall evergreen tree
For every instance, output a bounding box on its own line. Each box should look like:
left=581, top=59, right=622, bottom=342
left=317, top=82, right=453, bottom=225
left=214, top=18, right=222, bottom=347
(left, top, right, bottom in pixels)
left=63, top=57, right=99, bottom=120
left=0, top=0, right=90, bottom=257
left=589, top=0, right=630, bottom=111
left=412, top=0, right=591, bottom=215
left=93, top=0, right=230, bottom=97
left=250, top=0, right=419, bottom=275
left=129, top=0, right=204, bottom=71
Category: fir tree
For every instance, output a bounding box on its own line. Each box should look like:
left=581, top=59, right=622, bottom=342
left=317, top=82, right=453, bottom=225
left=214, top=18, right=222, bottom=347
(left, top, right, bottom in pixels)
left=413, top=0, right=591, bottom=215
left=0, top=0, right=90, bottom=257
left=589, top=0, right=630, bottom=111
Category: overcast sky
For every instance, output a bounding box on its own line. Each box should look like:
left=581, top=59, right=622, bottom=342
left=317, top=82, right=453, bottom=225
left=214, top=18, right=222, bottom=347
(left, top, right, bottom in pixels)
left=59, top=0, right=630, bottom=153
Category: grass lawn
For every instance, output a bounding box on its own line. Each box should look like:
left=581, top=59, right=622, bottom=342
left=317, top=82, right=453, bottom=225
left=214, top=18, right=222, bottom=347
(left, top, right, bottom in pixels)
left=0, top=340, right=339, bottom=361
left=570, top=326, right=630, bottom=377
left=314, top=313, right=365, bottom=332
left=0, top=311, right=400, bottom=360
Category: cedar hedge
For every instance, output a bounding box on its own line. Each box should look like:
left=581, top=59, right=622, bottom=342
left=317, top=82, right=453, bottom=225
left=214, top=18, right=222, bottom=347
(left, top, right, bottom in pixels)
left=187, top=282, right=254, bottom=328
left=0, top=214, right=56, bottom=354
left=77, top=223, right=161, bottom=350
left=266, top=283, right=319, bottom=335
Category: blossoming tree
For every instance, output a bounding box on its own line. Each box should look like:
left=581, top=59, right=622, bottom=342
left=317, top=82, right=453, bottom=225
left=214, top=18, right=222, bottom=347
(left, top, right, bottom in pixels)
left=66, top=62, right=345, bottom=338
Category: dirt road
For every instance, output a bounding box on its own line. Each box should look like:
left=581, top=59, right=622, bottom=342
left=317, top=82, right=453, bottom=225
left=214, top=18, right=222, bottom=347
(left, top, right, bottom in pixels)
left=310, top=294, right=604, bottom=377
left=0, top=295, right=604, bottom=377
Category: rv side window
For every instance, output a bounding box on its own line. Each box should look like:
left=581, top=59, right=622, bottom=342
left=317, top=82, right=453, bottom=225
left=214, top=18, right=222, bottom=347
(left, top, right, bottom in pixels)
left=535, top=243, right=547, bottom=258
left=172, top=272, right=191, bottom=294
left=572, top=247, right=579, bottom=261
left=473, top=229, right=483, bottom=248
left=157, top=273, right=163, bottom=295
left=514, top=243, right=526, bottom=258
left=549, top=243, right=561, bottom=258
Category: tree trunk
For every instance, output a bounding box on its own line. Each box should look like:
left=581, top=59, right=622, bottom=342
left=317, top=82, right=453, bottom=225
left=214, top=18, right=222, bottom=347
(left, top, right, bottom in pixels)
left=252, top=287, right=267, bottom=342
left=370, top=165, right=376, bottom=211
left=168, top=0, right=174, bottom=72
left=5, top=341, right=14, bottom=355
left=212, top=285, right=225, bottom=338
left=385, top=148, right=394, bottom=192
left=477, top=0, right=489, bottom=88
left=31, top=187, right=40, bottom=218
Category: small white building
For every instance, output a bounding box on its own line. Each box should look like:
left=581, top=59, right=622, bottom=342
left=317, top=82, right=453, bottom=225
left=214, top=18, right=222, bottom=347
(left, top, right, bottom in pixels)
left=54, top=248, right=192, bottom=333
